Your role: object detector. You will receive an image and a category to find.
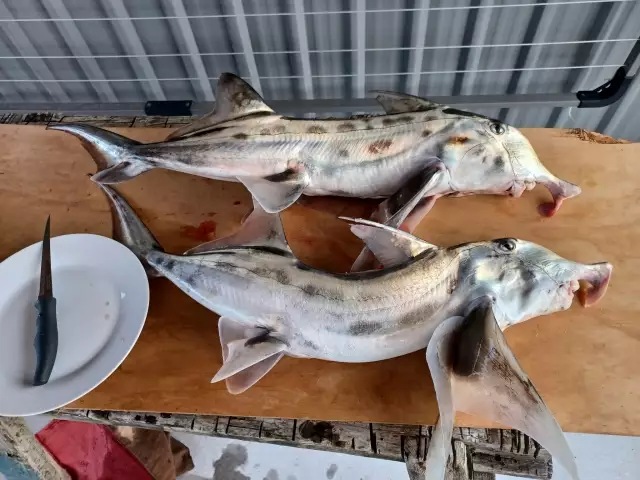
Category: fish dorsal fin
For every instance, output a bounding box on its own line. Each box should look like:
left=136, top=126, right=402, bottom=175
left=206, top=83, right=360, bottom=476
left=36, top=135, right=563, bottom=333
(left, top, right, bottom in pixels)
left=186, top=198, right=293, bottom=255
left=167, top=73, right=274, bottom=140
left=425, top=299, right=579, bottom=480
left=341, top=217, right=437, bottom=267
left=374, top=90, right=443, bottom=114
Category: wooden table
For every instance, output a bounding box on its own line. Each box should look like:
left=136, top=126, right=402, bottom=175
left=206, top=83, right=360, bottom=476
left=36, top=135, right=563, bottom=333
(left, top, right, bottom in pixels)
left=1, top=112, right=638, bottom=479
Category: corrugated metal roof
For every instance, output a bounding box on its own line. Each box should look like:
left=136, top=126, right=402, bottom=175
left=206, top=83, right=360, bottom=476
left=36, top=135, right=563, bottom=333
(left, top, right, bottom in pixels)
left=0, top=0, right=638, bottom=139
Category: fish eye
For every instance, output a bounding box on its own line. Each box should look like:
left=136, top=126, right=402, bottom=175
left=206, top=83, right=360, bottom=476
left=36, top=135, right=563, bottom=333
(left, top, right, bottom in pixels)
left=490, top=122, right=506, bottom=135
left=495, top=238, right=517, bottom=252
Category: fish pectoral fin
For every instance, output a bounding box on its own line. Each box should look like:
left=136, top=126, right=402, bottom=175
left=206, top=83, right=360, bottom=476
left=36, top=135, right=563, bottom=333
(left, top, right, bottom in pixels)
left=341, top=217, right=437, bottom=269
left=186, top=198, right=293, bottom=256
left=426, top=300, right=579, bottom=480
left=238, top=168, right=309, bottom=213
left=373, top=90, right=443, bottom=114
left=347, top=163, right=445, bottom=272
left=424, top=315, right=460, bottom=480
left=166, top=73, right=274, bottom=140
left=213, top=316, right=287, bottom=394
left=380, top=162, right=446, bottom=230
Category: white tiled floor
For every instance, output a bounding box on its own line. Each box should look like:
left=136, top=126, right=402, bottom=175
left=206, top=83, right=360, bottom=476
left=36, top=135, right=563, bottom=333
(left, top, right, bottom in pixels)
left=22, top=416, right=640, bottom=480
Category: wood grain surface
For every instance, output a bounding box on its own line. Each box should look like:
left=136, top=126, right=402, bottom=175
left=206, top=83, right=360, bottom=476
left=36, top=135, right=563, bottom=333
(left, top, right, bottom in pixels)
left=0, top=125, right=637, bottom=435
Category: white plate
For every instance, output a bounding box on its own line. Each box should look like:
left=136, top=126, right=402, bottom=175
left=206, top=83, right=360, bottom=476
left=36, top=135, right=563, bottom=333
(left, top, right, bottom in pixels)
left=0, top=234, right=149, bottom=416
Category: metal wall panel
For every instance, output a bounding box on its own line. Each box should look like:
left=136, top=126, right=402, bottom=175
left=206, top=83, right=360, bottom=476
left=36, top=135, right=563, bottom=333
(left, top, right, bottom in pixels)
left=0, top=0, right=638, bottom=139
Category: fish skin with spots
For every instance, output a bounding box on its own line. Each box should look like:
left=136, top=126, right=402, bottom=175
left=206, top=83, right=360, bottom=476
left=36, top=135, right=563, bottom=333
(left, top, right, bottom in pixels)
left=97, top=182, right=609, bottom=480
left=48, top=73, right=580, bottom=238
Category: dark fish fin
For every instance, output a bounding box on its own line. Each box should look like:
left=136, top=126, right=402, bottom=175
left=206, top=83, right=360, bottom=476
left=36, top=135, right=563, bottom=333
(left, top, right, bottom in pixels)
left=378, top=162, right=446, bottom=229
left=94, top=182, right=164, bottom=277
left=425, top=299, right=579, bottom=480
left=167, top=73, right=275, bottom=140
left=238, top=169, right=309, bottom=213
left=213, top=316, right=286, bottom=394
left=47, top=123, right=149, bottom=183
left=350, top=163, right=445, bottom=271
left=186, top=198, right=293, bottom=256
left=341, top=217, right=437, bottom=269
left=374, top=91, right=443, bottom=114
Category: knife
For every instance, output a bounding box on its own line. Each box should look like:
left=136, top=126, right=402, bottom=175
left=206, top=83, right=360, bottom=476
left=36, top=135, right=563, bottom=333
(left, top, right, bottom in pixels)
left=33, top=216, right=58, bottom=386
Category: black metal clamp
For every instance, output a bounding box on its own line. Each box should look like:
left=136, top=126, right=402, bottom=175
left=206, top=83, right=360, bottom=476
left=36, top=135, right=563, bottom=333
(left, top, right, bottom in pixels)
left=145, top=100, right=193, bottom=116
left=576, top=66, right=632, bottom=108
left=577, top=35, right=639, bottom=109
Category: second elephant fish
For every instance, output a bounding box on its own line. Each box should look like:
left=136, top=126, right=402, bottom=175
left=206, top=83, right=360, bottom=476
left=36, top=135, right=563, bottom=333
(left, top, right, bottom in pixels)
left=96, top=182, right=609, bottom=480
left=49, top=73, right=580, bottom=235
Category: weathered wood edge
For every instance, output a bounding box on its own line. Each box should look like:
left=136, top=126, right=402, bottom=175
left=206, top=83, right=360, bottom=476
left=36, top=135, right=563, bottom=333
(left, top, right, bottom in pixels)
left=53, top=409, right=550, bottom=479
left=0, top=417, right=70, bottom=479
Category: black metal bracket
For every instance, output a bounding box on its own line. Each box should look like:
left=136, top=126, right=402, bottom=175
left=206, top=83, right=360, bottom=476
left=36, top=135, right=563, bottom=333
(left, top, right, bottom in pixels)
left=576, top=66, right=632, bottom=108
left=144, top=100, right=192, bottom=116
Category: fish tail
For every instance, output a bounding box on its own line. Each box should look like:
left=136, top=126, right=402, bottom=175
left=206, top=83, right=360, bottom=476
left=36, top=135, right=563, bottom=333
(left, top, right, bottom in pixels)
left=94, top=181, right=164, bottom=277
left=47, top=123, right=152, bottom=183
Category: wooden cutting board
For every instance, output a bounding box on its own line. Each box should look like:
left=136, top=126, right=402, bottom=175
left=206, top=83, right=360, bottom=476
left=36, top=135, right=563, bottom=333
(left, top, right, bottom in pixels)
left=0, top=125, right=637, bottom=435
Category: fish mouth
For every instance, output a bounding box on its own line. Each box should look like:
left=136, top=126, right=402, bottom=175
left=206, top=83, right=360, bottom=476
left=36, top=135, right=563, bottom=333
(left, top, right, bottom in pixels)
left=574, top=262, right=612, bottom=307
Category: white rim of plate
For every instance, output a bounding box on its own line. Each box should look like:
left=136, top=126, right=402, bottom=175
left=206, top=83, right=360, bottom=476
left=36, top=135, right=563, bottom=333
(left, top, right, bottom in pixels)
left=0, top=234, right=149, bottom=416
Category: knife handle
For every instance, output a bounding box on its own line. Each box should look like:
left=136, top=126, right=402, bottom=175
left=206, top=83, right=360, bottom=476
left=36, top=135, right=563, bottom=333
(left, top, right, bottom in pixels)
left=33, top=296, right=58, bottom=386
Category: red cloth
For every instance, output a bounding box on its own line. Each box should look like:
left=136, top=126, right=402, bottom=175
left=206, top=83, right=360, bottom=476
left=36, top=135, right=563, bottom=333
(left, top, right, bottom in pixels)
left=36, top=420, right=153, bottom=480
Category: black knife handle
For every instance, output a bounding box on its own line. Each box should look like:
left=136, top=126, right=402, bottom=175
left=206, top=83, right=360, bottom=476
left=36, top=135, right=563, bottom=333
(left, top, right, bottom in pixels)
left=33, top=296, right=58, bottom=386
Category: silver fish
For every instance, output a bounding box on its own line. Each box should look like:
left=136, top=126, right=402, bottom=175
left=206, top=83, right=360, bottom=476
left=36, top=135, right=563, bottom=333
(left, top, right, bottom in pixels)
left=49, top=73, right=579, bottom=237
left=97, top=182, right=608, bottom=480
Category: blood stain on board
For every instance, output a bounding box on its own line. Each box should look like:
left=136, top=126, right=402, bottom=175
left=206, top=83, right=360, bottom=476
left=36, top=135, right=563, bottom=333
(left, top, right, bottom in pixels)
left=181, top=220, right=217, bottom=242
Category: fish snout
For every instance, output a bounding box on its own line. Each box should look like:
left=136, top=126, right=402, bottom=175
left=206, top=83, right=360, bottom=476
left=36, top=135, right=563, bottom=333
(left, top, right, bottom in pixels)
left=537, top=178, right=582, bottom=217
left=576, top=262, right=612, bottom=307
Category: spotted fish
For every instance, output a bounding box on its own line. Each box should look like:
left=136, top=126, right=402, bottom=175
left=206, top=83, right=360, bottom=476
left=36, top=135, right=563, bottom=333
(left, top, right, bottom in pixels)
left=49, top=73, right=579, bottom=236
left=97, top=182, right=609, bottom=480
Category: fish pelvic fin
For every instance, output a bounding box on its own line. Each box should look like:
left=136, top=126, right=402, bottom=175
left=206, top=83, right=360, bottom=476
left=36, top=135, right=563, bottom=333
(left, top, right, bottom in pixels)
left=167, top=72, right=275, bottom=140
left=186, top=198, right=293, bottom=256
left=212, top=316, right=287, bottom=394
left=94, top=182, right=164, bottom=277
left=426, top=298, right=579, bottom=480
left=341, top=217, right=438, bottom=269
left=47, top=123, right=151, bottom=184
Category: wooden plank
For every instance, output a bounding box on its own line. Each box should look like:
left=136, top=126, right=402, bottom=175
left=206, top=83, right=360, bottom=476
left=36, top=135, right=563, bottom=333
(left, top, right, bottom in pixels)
left=59, top=115, right=134, bottom=127
left=133, top=116, right=168, bottom=128
left=404, top=439, right=471, bottom=480
left=53, top=409, right=549, bottom=477
left=296, top=420, right=372, bottom=454
left=473, top=450, right=551, bottom=479
left=0, top=125, right=638, bottom=437
left=0, top=113, right=27, bottom=124
left=166, top=116, right=196, bottom=127
left=0, top=417, right=70, bottom=479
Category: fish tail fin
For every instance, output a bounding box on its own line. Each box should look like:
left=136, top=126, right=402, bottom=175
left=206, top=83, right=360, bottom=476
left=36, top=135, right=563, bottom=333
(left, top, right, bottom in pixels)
left=211, top=316, right=287, bottom=394
left=47, top=123, right=152, bottom=183
left=426, top=299, right=579, bottom=480
left=94, top=181, right=164, bottom=277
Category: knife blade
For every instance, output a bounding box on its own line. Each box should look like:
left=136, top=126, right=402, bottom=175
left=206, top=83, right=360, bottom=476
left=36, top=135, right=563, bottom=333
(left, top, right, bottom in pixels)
left=33, top=216, right=58, bottom=386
